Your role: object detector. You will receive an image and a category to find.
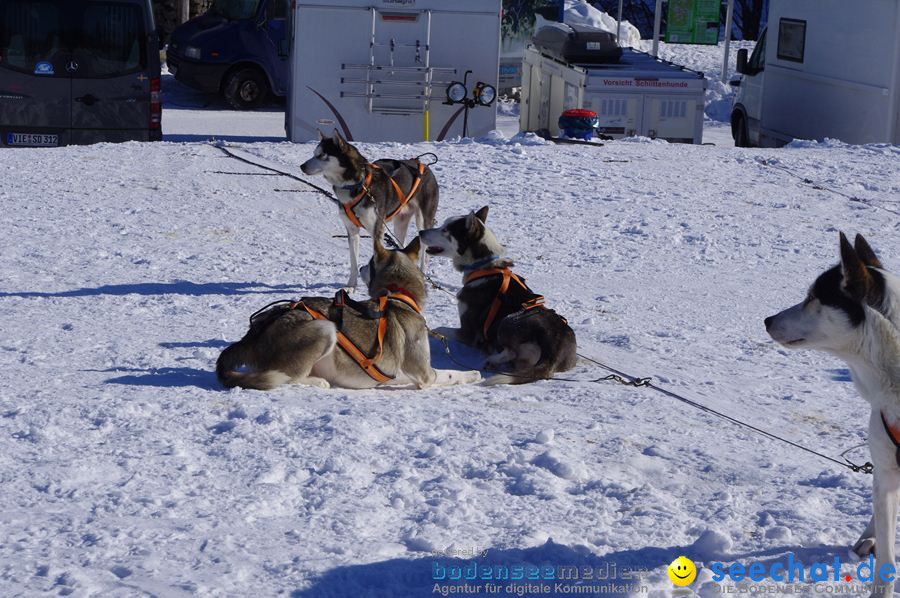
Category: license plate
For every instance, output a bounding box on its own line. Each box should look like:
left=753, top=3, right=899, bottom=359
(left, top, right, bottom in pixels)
left=6, top=133, right=58, bottom=147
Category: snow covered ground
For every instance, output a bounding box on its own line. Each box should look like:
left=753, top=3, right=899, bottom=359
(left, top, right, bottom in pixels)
left=2, top=46, right=899, bottom=598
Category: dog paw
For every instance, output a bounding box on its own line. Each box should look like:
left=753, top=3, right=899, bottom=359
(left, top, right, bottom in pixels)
left=853, top=537, right=876, bottom=557
left=303, top=377, right=331, bottom=389
left=462, top=370, right=482, bottom=384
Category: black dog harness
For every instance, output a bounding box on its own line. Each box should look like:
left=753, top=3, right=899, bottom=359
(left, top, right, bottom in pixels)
left=463, top=267, right=547, bottom=343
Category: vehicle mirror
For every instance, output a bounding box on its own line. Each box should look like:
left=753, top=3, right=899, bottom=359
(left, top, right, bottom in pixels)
left=736, top=49, right=748, bottom=74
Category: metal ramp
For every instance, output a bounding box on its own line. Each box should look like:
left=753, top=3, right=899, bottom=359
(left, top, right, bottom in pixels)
left=340, top=8, right=457, bottom=117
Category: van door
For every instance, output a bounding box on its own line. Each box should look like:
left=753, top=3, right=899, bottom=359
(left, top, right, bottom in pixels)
left=69, top=0, right=150, bottom=144
left=739, top=29, right=766, bottom=144
left=0, top=0, right=71, bottom=146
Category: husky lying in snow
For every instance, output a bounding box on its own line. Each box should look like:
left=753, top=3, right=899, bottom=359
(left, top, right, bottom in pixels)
left=766, top=233, right=900, bottom=598
left=419, top=206, right=576, bottom=385
left=300, top=129, right=439, bottom=289
left=216, top=235, right=480, bottom=390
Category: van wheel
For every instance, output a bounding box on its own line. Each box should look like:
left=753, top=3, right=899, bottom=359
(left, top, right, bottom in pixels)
left=223, top=68, right=269, bottom=110
left=733, top=113, right=750, bottom=147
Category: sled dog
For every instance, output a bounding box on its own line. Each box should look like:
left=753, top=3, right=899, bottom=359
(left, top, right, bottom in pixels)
left=766, top=233, right=900, bottom=598
left=217, top=235, right=480, bottom=390
left=419, top=206, right=576, bottom=384
left=300, top=129, right=439, bottom=288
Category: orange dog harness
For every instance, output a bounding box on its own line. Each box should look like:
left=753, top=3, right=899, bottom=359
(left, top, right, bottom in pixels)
left=342, top=161, right=426, bottom=229
left=463, top=267, right=546, bottom=342
left=291, top=289, right=421, bottom=383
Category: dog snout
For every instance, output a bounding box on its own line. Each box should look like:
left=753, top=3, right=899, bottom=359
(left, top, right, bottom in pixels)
left=764, top=315, right=774, bottom=330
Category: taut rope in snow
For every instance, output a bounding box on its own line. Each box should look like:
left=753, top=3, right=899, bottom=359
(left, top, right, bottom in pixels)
left=430, top=328, right=873, bottom=475
left=214, top=142, right=874, bottom=476
left=758, top=158, right=900, bottom=218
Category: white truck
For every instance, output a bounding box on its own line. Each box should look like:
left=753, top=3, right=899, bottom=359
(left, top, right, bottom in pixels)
left=286, top=0, right=501, bottom=143
left=731, top=0, right=900, bottom=147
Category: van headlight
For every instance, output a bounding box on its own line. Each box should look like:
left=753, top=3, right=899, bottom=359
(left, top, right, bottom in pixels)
left=185, top=46, right=201, bottom=59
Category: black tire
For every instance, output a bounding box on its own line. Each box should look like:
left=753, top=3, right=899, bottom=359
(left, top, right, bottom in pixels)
left=733, top=113, right=750, bottom=147
left=223, top=67, right=269, bottom=110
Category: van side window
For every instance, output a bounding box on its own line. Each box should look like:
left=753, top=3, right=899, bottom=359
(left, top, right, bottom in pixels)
left=76, top=2, right=146, bottom=77
left=748, top=29, right=766, bottom=73
left=0, top=0, right=63, bottom=71
left=777, top=18, right=805, bottom=63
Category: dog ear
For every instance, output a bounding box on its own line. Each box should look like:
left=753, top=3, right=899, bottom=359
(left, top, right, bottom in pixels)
left=373, top=236, right=390, bottom=262
left=840, top=232, right=870, bottom=301
left=854, top=234, right=883, bottom=269
left=465, top=212, right=482, bottom=236
left=373, top=220, right=390, bottom=261
left=474, top=205, right=489, bottom=223
left=331, top=128, right=347, bottom=149
left=403, top=237, right=421, bottom=262
left=317, top=129, right=326, bottom=141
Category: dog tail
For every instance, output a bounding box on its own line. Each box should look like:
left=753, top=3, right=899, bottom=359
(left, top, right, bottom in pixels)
left=216, top=341, right=290, bottom=390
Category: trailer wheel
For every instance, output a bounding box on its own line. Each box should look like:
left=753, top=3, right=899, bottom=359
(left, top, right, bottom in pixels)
left=223, top=67, right=269, bottom=110
left=733, top=113, right=750, bottom=147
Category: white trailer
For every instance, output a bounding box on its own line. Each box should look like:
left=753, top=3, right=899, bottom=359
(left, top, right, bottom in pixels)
left=520, top=42, right=706, bottom=143
left=581, top=50, right=706, bottom=143
left=520, top=46, right=587, bottom=135
left=731, top=0, right=900, bottom=147
left=286, top=0, right=501, bottom=143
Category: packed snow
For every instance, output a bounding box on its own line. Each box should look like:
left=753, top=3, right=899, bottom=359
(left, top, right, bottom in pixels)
left=2, top=39, right=900, bottom=598
left=562, top=0, right=644, bottom=50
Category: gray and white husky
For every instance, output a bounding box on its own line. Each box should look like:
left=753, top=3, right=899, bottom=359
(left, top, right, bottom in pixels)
left=216, top=235, right=480, bottom=390
left=766, top=233, right=900, bottom=598
left=300, top=129, right=439, bottom=289
left=419, top=206, right=577, bottom=385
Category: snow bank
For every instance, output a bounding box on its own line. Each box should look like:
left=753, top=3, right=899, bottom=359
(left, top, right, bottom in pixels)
left=563, top=0, right=646, bottom=50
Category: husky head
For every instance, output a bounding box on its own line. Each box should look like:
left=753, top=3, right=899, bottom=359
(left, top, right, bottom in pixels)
left=765, top=233, right=897, bottom=352
left=300, top=129, right=367, bottom=186
left=360, top=232, right=426, bottom=307
left=419, top=206, right=507, bottom=271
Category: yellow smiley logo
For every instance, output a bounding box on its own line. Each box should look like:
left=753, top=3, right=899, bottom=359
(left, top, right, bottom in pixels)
left=667, top=556, right=697, bottom=586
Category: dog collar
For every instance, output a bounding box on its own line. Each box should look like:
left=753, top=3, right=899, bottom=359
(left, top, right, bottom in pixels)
left=338, top=179, right=365, bottom=193
left=462, top=255, right=502, bottom=272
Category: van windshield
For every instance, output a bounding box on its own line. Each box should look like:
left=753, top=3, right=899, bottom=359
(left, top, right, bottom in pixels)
left=208, top=0, right=259, bottom=20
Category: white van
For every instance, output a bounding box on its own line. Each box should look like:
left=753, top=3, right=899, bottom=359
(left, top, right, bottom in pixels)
left=731, top=0, right=900, bottom=147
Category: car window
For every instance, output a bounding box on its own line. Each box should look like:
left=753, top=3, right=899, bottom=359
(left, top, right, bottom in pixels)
left=0, top=0, right=63, bottom=72
left=75, top=2, right=146, bottom=77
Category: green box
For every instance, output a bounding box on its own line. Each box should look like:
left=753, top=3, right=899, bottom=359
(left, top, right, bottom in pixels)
left=665, top=0, right=721, bottom=45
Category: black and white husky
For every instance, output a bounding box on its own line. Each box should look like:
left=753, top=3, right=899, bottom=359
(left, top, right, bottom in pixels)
left=766, top=233, right=900, bottom=598
left=419, top=206, right=577, bottom=384
left=300, top=130, right=439, bottom=289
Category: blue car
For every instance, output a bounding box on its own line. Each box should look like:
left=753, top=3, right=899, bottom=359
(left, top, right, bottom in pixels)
left=166, top=0, right=289, bottom=109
